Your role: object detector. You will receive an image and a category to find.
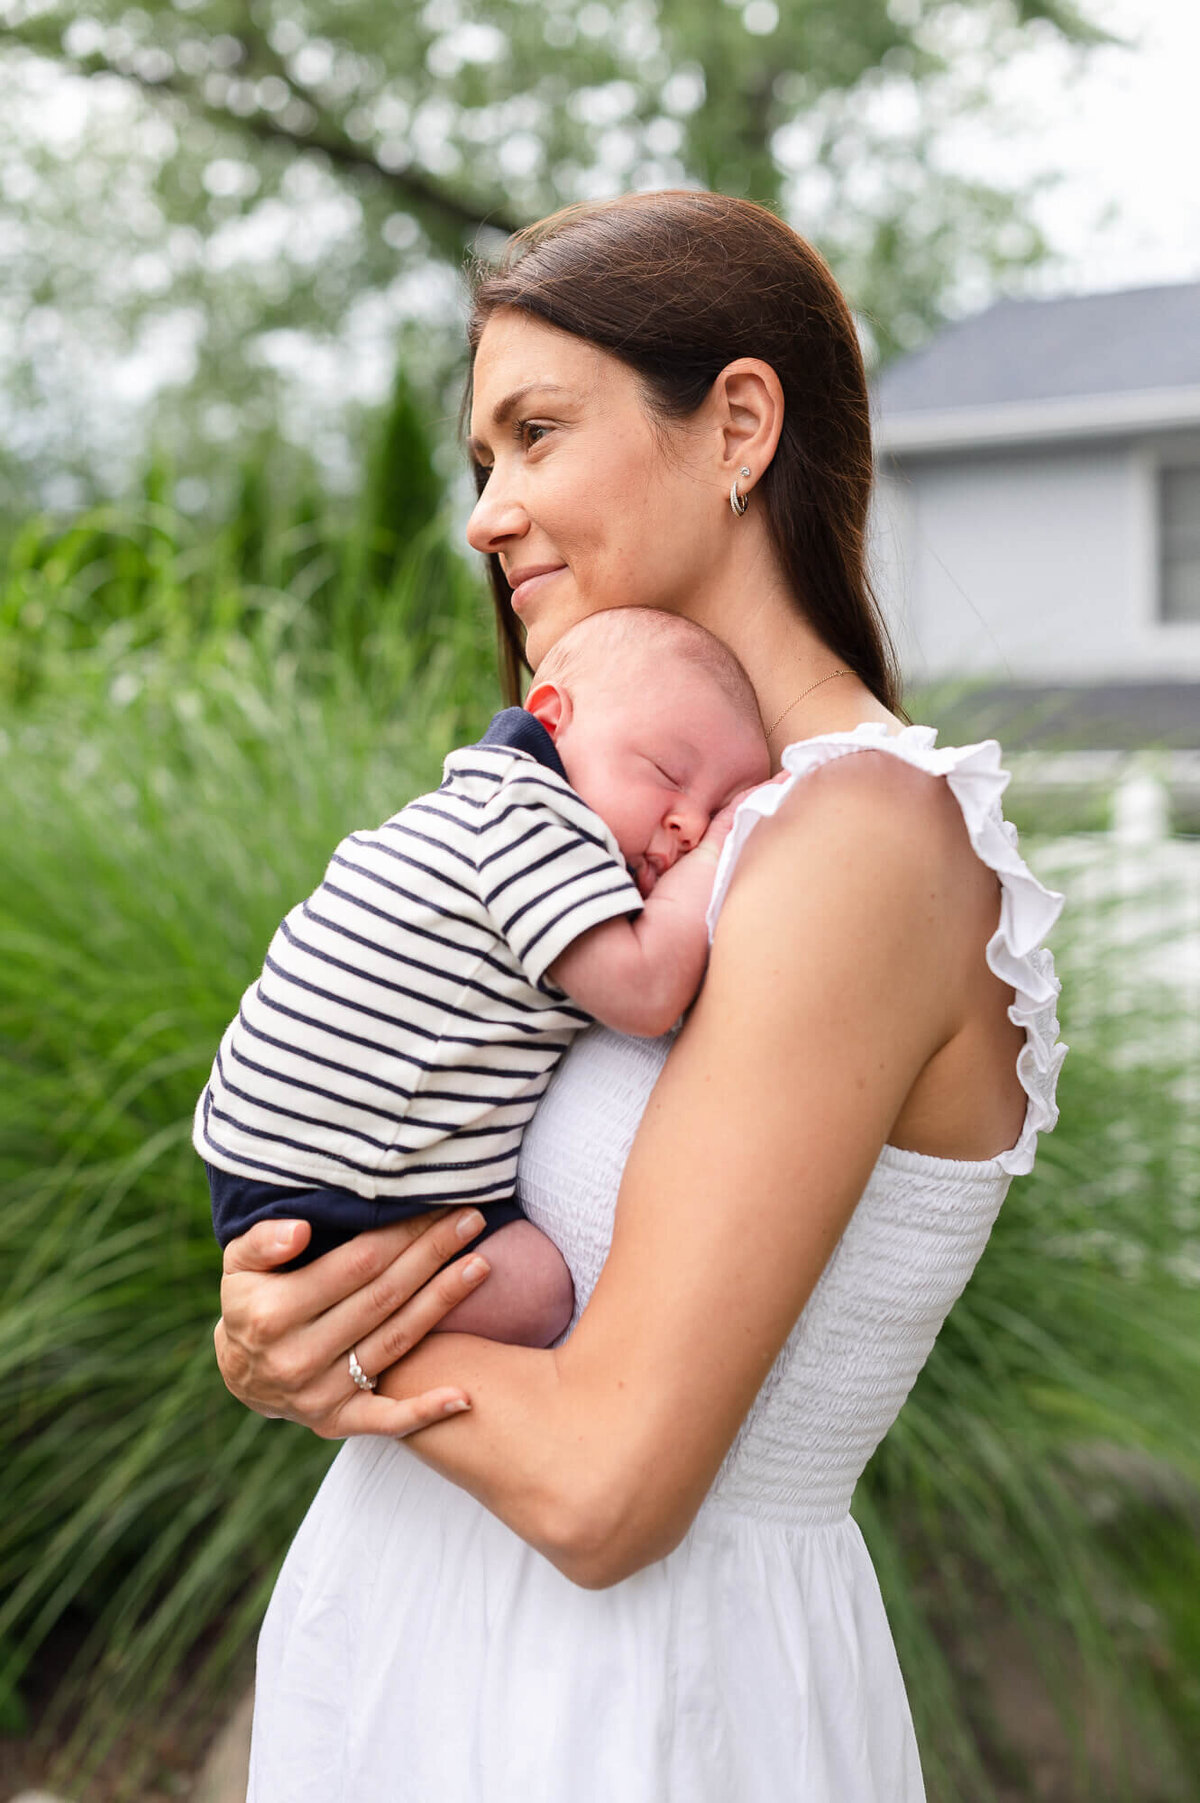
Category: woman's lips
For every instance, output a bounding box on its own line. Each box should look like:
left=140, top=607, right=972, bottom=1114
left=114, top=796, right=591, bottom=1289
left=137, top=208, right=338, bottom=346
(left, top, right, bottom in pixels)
left=509, top=566, right=565, bottom=612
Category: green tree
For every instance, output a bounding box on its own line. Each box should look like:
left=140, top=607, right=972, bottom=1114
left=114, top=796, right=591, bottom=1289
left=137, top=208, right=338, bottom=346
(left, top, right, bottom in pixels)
left=0, top=0, right=1112, bottom=498
left=362, top=367, right=445, bottom=593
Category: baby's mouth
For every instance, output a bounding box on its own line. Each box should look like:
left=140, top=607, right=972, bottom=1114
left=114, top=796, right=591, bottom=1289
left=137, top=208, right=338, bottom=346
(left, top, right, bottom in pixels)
left=635, top=854, right=663, bottom=898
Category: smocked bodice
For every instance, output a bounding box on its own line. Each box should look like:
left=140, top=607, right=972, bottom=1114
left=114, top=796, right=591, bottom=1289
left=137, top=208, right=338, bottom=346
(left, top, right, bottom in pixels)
left=520, top=1032, right=1006, bottom=1524
left=517, top=723, right=1067, bottom=1530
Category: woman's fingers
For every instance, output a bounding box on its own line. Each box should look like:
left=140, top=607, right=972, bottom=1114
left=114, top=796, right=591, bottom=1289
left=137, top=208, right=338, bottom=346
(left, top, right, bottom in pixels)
left=350, top=1245, right=492, bottom=1380
left=215, top=1310, right=469, bottom=1436
left=312, top=1208, right=492, bottom=1372
left=270, top=1209, right=456, bottom=1321
left=318, top=1387, right=472, bottom=1443
left=222, top=1216, right=313, bottom=1275
left=214, top=1209, right=484, bottom=1434
left=220, top=1211, right=452, bottom=1357
left=217, top=1213, right=445, bottom=1411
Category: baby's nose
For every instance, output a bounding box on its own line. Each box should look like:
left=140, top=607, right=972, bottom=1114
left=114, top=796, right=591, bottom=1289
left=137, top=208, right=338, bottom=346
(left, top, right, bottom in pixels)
left=665, top=804, right=707, bottom=855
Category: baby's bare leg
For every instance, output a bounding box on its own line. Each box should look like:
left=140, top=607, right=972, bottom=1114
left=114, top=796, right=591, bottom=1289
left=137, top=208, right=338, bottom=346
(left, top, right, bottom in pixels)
left=431, top=1219, right=574, bottom=1347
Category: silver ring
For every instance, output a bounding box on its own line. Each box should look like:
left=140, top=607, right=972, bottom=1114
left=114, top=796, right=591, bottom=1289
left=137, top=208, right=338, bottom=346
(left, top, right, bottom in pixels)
left=348, top=1347, right=377, bottom=1393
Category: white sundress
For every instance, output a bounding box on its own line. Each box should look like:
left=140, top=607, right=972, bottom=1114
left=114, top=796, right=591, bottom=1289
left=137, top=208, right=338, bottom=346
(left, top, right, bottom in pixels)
left=247, top=722, right=1068, bottom=1802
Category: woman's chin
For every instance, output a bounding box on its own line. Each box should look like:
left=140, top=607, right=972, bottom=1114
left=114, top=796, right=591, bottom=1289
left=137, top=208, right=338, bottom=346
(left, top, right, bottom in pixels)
left=524, top=622, right=572, bottom=672
left=519, top=593, right=607, bottom=669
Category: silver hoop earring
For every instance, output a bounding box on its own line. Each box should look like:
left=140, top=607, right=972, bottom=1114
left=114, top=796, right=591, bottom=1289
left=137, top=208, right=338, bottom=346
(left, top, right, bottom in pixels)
left=729, top=467, right=751, bottom=517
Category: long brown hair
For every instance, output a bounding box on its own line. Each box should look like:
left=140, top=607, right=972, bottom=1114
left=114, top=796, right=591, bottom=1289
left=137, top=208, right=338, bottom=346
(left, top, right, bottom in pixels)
left=462, top=191, right=902, bottom=713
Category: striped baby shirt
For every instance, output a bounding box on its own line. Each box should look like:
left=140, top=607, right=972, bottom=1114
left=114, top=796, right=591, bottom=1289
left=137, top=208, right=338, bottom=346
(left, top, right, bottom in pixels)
left=194, top=709, right=643, bottom=1210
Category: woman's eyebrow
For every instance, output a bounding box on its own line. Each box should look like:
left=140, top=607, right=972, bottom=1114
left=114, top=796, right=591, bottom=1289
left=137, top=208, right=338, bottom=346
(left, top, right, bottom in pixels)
left=466, top=382, right=569, bottom=460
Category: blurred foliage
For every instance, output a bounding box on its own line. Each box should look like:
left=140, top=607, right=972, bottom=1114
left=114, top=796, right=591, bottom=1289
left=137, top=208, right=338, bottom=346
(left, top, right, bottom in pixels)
left=861, top=983, right=1200, bottom=1798
left=0, top=0, right=1114, bottom=501
left=0, top=370, right=490, bottom=709
left=0, top=451, right=1198, bottom=1797
left=0, top=435, right=503, bottom=1789
left=0, top=651, right=496, bottom=1792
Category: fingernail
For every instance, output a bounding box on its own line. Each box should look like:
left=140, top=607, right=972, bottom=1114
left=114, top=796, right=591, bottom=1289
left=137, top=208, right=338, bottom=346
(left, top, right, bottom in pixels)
left=443, top=1398, right=471, bottom=1415
left=461, top=1256, right=489, bottom=1284
left=456, top=1210, right=486, bottom=1241
left=270, top=1225, right=295, bottom=1252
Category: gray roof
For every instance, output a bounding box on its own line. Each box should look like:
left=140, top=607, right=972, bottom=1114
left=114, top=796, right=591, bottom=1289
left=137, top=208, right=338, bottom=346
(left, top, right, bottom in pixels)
left=876, top=281, right=1200, bottom=416
left=913, top=680, right=1200, bottom=752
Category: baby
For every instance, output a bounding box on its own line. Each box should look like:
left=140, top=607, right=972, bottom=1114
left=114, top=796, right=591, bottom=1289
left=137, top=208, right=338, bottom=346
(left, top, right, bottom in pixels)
left=195, top=608, right=770, bottom=1349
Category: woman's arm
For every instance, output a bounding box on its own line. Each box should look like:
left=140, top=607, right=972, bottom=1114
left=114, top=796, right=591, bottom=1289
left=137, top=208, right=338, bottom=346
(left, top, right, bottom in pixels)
left=363, top=755, right=975, bottom=1587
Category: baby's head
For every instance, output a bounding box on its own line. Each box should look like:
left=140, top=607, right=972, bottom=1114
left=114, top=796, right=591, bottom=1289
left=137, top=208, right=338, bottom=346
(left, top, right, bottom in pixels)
left=526, top=610, right=770, bottom=897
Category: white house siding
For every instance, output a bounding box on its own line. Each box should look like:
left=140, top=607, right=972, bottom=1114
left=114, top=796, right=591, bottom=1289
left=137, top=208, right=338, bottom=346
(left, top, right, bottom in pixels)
left=871, top=436, right=1200, bottom=684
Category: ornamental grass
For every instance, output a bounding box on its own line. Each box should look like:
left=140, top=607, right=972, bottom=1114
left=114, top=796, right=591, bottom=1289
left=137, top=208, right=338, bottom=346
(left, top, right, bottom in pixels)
left=1, top=503, right=1197, bottom=1799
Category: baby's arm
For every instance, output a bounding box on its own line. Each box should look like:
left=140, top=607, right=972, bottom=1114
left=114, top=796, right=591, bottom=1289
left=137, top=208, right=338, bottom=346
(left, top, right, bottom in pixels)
left=432, top=841, right=724, bottom=1340
left=549, top=833, right=724, bottom=1039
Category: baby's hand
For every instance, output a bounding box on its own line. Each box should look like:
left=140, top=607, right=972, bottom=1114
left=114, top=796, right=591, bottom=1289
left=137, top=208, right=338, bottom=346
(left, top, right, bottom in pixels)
left=697, top=771, right=786, bottom=859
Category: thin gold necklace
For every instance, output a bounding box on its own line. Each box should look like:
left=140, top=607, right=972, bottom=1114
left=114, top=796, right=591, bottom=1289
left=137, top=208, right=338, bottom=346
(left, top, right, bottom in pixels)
left=765, top=670, right=855, bottom=739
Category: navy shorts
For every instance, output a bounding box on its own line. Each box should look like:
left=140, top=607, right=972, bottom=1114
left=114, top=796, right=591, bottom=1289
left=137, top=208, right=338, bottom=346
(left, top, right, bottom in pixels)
left=207, top=1164, right=525, bottom=1269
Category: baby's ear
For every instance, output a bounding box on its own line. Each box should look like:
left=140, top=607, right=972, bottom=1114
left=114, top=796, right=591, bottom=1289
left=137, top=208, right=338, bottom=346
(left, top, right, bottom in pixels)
left=524, top=680, right=569, bottom=739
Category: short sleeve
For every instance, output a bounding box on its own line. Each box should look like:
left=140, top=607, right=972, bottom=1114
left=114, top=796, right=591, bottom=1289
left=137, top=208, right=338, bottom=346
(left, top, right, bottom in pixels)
left=477, top=771, right=643, bottom=987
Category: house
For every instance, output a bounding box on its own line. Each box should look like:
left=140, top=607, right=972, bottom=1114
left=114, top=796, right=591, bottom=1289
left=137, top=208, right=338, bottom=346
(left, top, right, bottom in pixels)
left=870, top=281, right=1200, bottom=744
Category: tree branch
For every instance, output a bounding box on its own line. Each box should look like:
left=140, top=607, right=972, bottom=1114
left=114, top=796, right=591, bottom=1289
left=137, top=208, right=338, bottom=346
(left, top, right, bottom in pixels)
left=0, top=26, right=524, bottom=244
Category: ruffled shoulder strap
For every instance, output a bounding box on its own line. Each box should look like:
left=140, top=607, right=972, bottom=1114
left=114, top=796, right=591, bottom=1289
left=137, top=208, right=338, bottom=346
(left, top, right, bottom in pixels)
left=705, top=721, right=1067, bottom=1177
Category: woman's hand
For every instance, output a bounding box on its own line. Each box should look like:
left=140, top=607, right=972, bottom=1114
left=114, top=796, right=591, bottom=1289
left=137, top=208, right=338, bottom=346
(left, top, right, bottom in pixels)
left=214, top=1208, right=493, bottom=1439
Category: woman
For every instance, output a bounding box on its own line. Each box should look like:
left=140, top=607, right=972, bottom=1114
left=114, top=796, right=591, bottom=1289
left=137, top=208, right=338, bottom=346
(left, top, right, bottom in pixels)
left=215, top=192, right=1065, bottom=1800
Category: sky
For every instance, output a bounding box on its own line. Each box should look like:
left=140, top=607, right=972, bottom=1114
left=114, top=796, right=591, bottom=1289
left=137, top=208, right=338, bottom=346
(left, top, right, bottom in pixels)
left=960, top=0, right=1199, bottom=295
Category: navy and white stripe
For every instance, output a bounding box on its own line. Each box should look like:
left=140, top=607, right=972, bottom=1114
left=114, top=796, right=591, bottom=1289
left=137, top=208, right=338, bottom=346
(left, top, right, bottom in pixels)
left=194, top=713, right=643, bottom=1202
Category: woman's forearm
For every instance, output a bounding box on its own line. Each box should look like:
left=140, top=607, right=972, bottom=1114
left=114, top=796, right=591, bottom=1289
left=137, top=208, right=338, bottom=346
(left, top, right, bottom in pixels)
left=377, top=1334, right=642, bottom=1585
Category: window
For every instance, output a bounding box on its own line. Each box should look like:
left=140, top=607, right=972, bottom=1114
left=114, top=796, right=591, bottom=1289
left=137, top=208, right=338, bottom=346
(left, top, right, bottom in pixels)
left=1159, top=465, right=1200, bottom=622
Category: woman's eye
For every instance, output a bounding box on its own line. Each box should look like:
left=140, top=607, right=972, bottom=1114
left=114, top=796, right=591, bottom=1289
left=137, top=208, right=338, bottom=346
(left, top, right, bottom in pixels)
left=517, top=420, right=549, bottom=449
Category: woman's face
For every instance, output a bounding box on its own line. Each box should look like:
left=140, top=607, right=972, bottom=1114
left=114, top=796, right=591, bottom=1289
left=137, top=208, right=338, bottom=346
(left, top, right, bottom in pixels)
left=466, top=309, right=725, bottom=669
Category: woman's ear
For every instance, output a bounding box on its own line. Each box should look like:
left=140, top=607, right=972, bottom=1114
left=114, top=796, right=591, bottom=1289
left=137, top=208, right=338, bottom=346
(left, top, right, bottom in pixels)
left=524, top=680, right=570, bottom=739
left=711, top=358, right=784, bottom=489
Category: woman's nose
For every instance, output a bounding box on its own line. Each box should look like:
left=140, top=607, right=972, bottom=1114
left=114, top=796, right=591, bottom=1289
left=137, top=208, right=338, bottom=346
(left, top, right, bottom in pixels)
left=466, top=476, right=530, bottom=556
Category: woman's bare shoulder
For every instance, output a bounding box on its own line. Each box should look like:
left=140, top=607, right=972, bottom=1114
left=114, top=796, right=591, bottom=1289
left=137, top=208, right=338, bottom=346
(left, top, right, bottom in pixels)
left=740, top=746, right=981, bottom=900
left=710, top=744, right=1001, bottom=1035
left=788, top=740, right=957, bottom=810
left=707, top=744, right=1013, bottom=1133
